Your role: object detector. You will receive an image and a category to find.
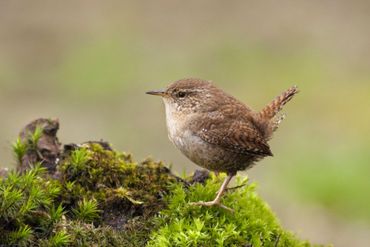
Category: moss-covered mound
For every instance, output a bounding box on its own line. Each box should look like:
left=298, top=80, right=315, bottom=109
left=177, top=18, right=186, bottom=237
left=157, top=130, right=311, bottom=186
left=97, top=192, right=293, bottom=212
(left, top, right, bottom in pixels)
left=0, top=143, right=179, bottom=246
left=0, top=119, right=324, bottom=246
left=58, top=143, right=178, bottom=230
left=149, top=175, right=315, bottom=247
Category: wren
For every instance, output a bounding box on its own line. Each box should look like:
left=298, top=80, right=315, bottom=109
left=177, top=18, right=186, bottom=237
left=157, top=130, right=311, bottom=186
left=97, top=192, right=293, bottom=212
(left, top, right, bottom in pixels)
left=147, top=78, right=298, bottom=211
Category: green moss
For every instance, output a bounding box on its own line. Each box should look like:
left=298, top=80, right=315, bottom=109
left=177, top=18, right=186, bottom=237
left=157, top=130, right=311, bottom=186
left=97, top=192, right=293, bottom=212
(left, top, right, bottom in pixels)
left=12, top=125, right=43, bottom=165
left=1, top=141, right=321, bottom=246
left=1, top=142, right=178, bottom=246
left=148, top=175, right=320, bottom=247
left=12, top=137, right=27, bottom=163
left=39, top=220, right=124, bottom=247
left=72, top=198, right=101, bottom=223
left=0, top=165, right=62, bottom=246
left=58, top=143, right=177, bottom=223
left=29, top=125, right=43, bottom=149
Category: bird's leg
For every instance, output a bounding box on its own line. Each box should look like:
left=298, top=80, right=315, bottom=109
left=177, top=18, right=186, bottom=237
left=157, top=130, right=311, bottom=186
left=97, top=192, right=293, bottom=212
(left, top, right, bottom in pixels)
left=214, top=173, right=247, bottom=194
left=190, top=174, right=235, bottom=212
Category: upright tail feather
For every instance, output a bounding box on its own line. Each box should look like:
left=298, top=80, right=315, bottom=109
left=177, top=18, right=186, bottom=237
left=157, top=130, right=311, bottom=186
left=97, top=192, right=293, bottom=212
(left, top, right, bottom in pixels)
left=258, top=85, right=299, bottom=120
left=256, top=85, right=299, bottom=139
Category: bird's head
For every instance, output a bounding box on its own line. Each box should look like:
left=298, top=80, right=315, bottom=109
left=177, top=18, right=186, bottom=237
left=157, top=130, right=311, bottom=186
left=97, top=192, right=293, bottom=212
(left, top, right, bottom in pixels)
left=146, top=78, right=222, bottom=114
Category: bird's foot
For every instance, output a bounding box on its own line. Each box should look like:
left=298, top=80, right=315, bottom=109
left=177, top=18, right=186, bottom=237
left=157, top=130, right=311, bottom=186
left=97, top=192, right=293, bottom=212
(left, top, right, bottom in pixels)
left=190, top=200, right=234, bottom=212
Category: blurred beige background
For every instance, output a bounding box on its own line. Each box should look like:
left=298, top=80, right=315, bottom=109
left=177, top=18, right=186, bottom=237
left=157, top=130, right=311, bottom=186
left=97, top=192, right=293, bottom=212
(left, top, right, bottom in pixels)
left=1, top=1, right=370, bottom=246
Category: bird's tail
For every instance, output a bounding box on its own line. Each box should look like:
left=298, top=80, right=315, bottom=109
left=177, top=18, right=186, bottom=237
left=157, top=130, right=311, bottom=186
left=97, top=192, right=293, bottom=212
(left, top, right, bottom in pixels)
left=257, top=85, right=299, bottom=138
left=259, top=85, right=298, bottom=120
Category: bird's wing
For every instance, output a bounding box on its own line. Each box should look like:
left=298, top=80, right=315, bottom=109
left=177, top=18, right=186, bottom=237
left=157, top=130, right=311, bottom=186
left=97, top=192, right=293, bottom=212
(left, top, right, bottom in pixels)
left=196, top=115, right=272, bottom=156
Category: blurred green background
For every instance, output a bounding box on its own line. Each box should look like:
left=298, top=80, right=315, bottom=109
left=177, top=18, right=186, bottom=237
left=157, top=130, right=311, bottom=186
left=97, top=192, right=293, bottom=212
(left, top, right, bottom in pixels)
left=1, top=1, right=369, bottom=246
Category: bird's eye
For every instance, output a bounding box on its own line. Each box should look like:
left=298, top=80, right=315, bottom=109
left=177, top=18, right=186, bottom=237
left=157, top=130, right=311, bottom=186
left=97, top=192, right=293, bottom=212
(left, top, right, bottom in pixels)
left=177, top=91, right=186, bottom=98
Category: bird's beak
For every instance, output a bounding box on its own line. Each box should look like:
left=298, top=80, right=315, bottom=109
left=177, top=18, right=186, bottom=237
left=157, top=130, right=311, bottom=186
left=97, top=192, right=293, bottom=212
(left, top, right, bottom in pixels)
left=146, top=89, right=167, bottom=96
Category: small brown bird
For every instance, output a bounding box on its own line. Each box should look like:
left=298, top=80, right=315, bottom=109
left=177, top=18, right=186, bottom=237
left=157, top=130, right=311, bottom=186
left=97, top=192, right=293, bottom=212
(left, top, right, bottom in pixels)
left=147, top=78, right=298, bottom=211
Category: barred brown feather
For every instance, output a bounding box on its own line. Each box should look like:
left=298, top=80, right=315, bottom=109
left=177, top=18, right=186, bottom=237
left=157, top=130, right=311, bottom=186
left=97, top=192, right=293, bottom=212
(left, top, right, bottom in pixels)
left=256, top=85, right=298, bottom=140
left=259, top=85, right=299, bottom=120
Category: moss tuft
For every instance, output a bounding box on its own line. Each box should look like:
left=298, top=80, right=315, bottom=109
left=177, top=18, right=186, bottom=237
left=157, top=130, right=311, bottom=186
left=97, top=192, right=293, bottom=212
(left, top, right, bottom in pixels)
left=58, top=143, right=177, bottom=230
left=0, top=165, right=63, bottom=246
left=148, top=174, right=322, bottom=247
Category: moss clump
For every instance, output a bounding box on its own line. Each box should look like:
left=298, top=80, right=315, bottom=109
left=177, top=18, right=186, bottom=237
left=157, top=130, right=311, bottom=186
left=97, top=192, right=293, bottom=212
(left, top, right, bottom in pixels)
left=39, top=221, right=126, bottom=247
left=58, top=143, right=177, bottom=229
left=0, top=142, right=179, bottom=246
left=0, top=165, right=63, bottom=246
left=0, top=148, right=321, bottom=247
left=148, top=175, right=320, bottom=247
left=0, top=119, right=322, bottom=246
